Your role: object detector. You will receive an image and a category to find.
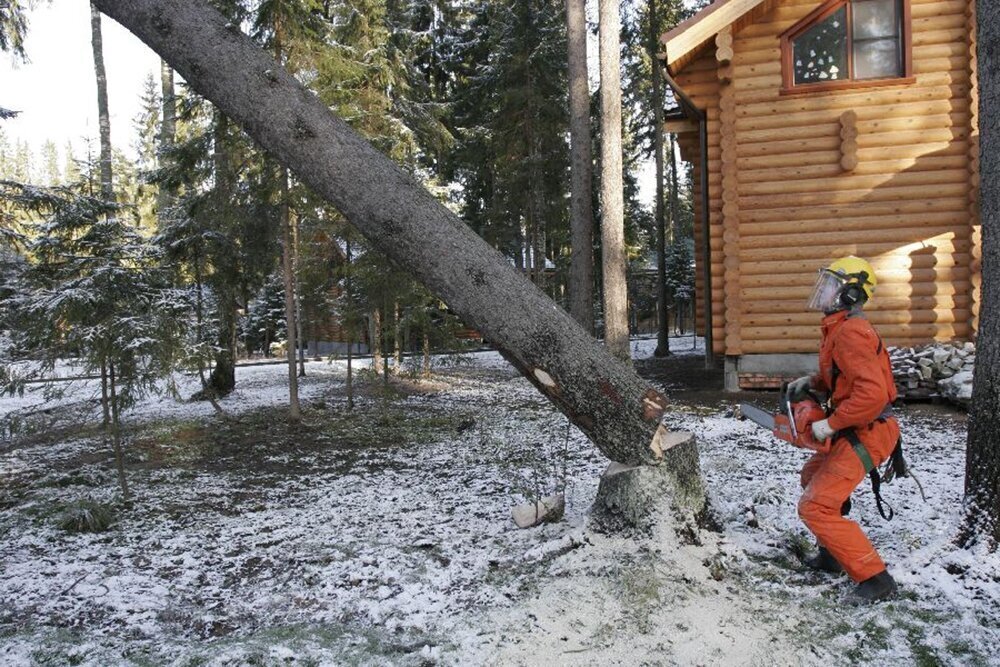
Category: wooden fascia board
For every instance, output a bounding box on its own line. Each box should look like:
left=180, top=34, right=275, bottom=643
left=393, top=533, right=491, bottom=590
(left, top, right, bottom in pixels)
left=663, top=119, right=697, bottom=134
left=660, top=0, right=769, bottom=72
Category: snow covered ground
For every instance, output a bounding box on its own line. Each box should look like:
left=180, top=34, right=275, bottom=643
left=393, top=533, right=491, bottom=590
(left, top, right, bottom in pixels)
left=1, top=337, right=997, bottom=665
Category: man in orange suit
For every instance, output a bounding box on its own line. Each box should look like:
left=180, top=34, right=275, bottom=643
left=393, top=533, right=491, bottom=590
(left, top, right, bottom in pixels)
left=786, top=256, right=900, bottom=603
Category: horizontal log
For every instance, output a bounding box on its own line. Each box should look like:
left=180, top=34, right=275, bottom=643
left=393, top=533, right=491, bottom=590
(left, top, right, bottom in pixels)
left=740, top=267, right=972, bottom=289
left=734, top=82, right=968, bottom=114
left=740, top=309, right=971, bottom=328
left=739, top=169, right=970, bottom=198
left=738, top=155, right=970, bottom=185
left=738, top=196, right=970, bottom=224
left=741, top=139, right=970, bottom=170
left=859, top=127, right=969, bottom=148
left=741, top=294, right=972, bottom=314
left=742, top=280, right=973, bottom=300
left=735, top=101, right=966, bottom=133
left=737, top=251, right=973, bottom=274
left=739, top=182, right=970, bottom=210
left=740, top=231, right=974, bottom=254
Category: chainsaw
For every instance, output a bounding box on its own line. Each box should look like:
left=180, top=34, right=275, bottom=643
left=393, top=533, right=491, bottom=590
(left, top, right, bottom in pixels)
left=737, top=385, right=833, bottom=454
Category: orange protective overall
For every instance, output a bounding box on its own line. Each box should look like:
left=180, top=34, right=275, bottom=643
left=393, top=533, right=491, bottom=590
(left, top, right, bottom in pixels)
left=798, top=310, right=899, bottom=582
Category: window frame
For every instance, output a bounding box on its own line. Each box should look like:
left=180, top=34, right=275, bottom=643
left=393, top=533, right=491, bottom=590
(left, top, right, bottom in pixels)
left=779, top=0, right=914, bottom=95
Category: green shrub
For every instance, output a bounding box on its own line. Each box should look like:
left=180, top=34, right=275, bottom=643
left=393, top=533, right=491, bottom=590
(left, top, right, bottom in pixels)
left=58, top=500, right=115, bottom=533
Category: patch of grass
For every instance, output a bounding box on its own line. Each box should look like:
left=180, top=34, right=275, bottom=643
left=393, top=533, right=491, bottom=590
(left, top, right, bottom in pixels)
left=57, top=499, right=115, bottom=533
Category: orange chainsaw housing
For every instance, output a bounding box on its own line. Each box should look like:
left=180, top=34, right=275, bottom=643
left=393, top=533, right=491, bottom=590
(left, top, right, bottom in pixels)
left=773, top=399, right=832, bottom=453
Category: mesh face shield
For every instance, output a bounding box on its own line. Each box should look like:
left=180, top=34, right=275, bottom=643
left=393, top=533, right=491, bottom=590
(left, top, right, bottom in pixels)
left=807, top=270, right=847, bottom=312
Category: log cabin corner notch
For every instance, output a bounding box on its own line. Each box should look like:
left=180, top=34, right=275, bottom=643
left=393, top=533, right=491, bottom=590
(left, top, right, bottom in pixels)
left=659, top=0, right=981, bottom=391
left=778, top=0, right=914, bottom=95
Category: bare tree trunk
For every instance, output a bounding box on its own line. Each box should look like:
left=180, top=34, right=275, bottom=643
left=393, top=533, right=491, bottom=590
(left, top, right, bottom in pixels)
left=964, top=0, right=999, bottom=549
left=651, top=0, right=670, bottom=358
left=93, top=0, right=706, bottom=497
left=157, top=59, right=176, bottom=224
left=99, top=358, right=110, bottom=428
left=194, top=253, right=224, bottom=414
left=422, top=329, right=431, bottom=378
left=566, top=0, right=594, bottom=333
left=209, top=111, right=237, bottom=396
left=295, top=212, right=306, bottom=378
left=280, top=166, right=301, bottom=420
left=108, top=362, right=130, bottom=500
left=345, top=238, right=355, bottom=411
left=394, top=300, right=402, bottom=369
left=371, top=307, right=383, bottom=373
left=90, top=3, right=113, bottom=200
left=598, top=0, right=630, bottom=362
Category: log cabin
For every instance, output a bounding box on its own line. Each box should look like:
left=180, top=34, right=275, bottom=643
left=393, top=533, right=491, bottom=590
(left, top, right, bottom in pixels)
left=659, top=0, right=980, bottom=390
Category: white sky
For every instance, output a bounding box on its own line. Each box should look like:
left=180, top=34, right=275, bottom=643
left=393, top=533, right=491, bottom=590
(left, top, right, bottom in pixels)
left=0, top=0, right=160, bottom=161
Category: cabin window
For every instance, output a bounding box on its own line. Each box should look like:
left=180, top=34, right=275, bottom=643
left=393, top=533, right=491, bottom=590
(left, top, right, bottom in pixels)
left=781, top=0, right=912, bottom=92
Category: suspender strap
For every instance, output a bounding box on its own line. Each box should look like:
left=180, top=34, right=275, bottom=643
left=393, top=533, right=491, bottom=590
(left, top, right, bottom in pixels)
left=842, top=428, right=895, bottom=521
left=844, top=429, right=876, bottom=473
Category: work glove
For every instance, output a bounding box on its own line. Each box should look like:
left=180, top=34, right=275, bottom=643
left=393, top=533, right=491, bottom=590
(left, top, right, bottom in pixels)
left=787, top=375, right=813, bottom=402
left=811, top=418, right=835, bottom=442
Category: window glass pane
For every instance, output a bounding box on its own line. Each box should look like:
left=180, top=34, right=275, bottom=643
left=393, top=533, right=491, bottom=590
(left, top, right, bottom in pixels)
left=853, top=0, right=898, bottom=40
left=793, top=6, right=848, bottom=85
left=854, top=38, right=900, bottom=79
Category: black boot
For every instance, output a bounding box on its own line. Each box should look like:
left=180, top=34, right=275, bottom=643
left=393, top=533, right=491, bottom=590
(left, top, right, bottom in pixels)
left=804, top=546, right=844, bottom=574
left=849, top=570, right=897, bottom=604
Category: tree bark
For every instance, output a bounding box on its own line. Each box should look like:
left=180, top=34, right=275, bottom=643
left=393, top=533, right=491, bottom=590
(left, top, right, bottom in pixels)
left=371, top=307, right=383, bottom=372
left=598, top=0, right=630, bottom=361
left=157, top=59, right=176, bottom=224
left=108, top=362, right=130, bottom=500
left=91, top=0, right=705, bottom=496
left=566, top=0, right=594, bottom=334
left=280, top=166, right=301, bottom=420
left=965, top=0, right=999, bottom=549
left=90, top=3, right=113, bottom=200
left=208, top=111, right=236, bottom=396
left=651, top=0, right=670, bottom=358
left=345, top=238, right=355, bottom=411
left=295, top=212, right=306, bottom=378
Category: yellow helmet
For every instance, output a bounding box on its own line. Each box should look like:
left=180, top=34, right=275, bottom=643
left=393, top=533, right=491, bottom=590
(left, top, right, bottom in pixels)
left=807, top=256, right=877, bottom=312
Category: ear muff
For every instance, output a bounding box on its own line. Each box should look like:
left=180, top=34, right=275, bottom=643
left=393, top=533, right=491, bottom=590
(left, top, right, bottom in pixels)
left=840, top=283, right=866, bottom=307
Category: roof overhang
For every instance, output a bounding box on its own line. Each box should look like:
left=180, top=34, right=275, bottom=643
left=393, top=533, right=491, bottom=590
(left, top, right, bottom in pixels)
left=660, top=0, right=770, bottom=74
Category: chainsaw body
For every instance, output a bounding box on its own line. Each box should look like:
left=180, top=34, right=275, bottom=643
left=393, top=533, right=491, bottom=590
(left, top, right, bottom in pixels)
left=773, top=396, right=832, bottom=453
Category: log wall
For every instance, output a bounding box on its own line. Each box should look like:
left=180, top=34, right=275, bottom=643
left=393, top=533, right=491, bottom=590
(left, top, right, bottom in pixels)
left=674, top=0, right=980, bottom=356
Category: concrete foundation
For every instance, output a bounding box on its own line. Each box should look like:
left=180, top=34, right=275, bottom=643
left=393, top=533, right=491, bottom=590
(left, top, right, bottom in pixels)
left=727, top=353, right=820, bottom=391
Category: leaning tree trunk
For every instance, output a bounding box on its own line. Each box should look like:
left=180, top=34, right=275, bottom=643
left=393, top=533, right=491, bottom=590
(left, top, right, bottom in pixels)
left=92, top=1, right=704, bottom=516
left=965, top=0, right=999, bottom=549
left=90, top=3, right=113, bottom=200
left=565, top=0, right=594, bottom=334
left=598, top=0, right=630, bottom=362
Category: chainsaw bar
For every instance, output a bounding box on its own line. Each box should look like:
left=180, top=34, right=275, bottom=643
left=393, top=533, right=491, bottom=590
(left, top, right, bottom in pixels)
left=738, top=403, right=775, bottom=431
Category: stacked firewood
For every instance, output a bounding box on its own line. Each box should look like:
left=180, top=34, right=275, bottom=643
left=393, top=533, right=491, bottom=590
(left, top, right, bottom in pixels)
left=888, top=342, right=976, bottom=406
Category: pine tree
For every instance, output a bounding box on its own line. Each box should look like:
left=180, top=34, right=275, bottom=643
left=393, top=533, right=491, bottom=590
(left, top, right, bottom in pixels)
left=8, top=182, right=183, bottom=498
left=451, top=0, right=569, bottom=287
left=0, top=0, right=29, bottom=62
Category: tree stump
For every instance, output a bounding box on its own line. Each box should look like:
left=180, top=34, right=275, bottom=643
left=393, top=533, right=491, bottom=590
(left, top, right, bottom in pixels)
left=590, top=431, right=705, bottom=536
